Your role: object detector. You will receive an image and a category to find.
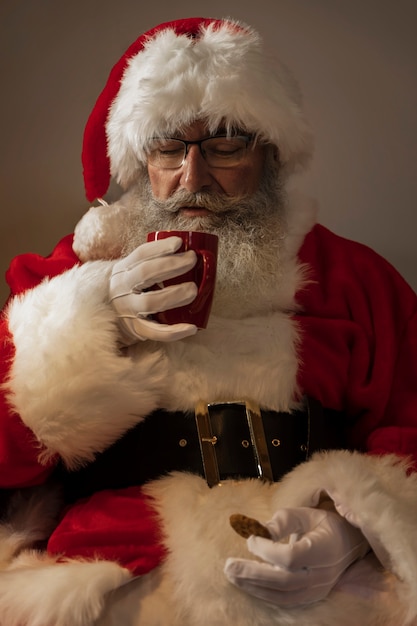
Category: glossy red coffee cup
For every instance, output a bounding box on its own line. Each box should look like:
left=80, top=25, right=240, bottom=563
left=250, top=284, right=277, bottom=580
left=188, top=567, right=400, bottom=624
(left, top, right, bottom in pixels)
left=146, top=230, right=218, bottom=329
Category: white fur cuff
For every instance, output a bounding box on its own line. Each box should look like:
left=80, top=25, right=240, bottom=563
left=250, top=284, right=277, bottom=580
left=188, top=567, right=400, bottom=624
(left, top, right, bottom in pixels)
left=5, top=262, right=167, bottom=467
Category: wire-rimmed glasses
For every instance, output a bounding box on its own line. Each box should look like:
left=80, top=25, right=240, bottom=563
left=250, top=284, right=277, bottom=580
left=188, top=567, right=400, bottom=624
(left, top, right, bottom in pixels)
left=146, top=135, right=254, bottom=169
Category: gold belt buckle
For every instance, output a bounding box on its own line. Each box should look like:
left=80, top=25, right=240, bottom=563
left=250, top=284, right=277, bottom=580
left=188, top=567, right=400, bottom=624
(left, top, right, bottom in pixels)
left=194, top=400, right=274, bottom=487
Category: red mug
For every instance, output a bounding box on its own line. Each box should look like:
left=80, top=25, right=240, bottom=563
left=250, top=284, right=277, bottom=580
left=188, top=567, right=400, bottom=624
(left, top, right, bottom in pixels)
left=146, top=230, right=218, bottom=329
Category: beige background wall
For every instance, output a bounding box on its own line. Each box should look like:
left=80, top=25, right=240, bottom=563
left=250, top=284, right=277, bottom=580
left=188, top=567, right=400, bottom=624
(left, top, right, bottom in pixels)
left=1, top=0, right=416, bottom=306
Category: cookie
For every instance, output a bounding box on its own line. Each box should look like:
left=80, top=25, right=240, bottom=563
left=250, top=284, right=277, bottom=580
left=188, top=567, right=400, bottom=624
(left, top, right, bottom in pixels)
left=229, top=513, right=272, bottom=539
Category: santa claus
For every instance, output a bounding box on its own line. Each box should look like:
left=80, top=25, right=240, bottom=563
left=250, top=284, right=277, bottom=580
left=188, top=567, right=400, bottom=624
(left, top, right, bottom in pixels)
left=0, top=16, right=417, bottom=626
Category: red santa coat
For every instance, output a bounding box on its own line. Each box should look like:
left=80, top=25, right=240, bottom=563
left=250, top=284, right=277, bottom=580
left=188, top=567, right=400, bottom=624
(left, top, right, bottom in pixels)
left=1, top=198, right=417, bottom=625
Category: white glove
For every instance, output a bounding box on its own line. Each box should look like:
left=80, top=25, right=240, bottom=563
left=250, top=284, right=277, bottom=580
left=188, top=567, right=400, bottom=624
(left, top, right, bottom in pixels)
left=109, top=236, right=198, bottom=343
left=224, top=507, right=370, bottom=607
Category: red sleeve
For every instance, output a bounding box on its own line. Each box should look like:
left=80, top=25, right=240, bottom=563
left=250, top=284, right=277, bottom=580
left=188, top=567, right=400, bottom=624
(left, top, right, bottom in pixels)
left=5, top=234, right=79, bottom=296
left=298, top=225, right=417, bottom=470
left=366, top=309, right=417, bottom=468
left=0, top=235, right=80, bottom=487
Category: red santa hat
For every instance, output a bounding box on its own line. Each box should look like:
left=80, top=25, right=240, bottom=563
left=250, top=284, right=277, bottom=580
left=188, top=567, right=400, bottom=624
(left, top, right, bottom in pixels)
left=82, top=16, right=314, bottom=201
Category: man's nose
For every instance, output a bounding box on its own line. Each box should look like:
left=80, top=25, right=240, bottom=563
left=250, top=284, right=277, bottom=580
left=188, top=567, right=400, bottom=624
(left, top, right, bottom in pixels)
left=179, top=145, right=213, bottom=193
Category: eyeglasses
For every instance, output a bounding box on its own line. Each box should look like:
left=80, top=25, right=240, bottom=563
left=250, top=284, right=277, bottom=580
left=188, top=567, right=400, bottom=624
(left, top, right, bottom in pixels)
left=146, top=135, right=254, bottom=169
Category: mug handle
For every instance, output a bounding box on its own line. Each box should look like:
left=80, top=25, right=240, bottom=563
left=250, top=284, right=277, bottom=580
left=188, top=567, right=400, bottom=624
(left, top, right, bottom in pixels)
left=189, top=249, right=216, bottom=313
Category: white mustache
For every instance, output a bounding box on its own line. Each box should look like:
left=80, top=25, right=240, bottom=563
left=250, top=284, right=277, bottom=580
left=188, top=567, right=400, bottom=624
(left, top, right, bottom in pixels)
left=151, top=190, right=238, bottom=214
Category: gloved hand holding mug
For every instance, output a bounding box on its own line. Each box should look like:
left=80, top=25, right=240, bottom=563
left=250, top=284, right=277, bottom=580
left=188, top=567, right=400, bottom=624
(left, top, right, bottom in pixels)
left=109, top=236, right=198, bottom=344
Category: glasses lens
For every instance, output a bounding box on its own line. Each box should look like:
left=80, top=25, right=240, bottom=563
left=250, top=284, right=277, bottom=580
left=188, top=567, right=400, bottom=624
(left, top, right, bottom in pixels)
left=147, top=139, right=185, bottom=169
left=202, top=136, right=251, bottom=168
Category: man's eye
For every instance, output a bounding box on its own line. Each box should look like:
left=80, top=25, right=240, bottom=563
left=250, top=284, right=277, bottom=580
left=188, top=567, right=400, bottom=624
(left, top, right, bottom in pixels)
left=215, top=145, right=239, bottom=154
left=209, top=143, right=243, bottom=157
left=158, top=147, right=183, bottom=156
left=157, top=143, right=183, bottom=155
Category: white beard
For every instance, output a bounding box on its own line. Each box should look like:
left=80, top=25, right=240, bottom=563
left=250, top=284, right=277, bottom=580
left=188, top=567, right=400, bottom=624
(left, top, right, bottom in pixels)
left=120, top=159, right=289, bottom=318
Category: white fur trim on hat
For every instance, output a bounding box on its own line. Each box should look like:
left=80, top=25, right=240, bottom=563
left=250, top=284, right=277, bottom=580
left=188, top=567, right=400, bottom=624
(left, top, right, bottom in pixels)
left=107, top=20, right=313, bottom=190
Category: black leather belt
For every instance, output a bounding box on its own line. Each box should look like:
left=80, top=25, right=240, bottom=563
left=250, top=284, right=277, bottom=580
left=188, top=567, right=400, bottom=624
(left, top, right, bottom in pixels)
left=60, top=397, right=346, bottom=503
